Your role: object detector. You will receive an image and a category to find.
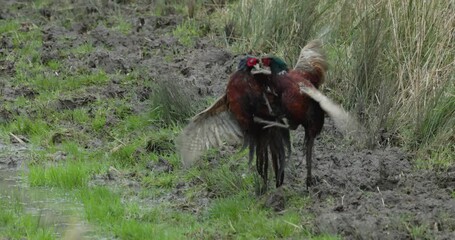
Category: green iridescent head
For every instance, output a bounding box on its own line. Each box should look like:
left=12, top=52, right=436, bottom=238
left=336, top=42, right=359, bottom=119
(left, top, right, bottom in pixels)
left=261, top=56, right=288, bottom=74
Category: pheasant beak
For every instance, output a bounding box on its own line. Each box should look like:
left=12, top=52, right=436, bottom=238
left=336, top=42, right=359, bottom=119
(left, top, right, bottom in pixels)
left=251, top=63, right=272, bottom=75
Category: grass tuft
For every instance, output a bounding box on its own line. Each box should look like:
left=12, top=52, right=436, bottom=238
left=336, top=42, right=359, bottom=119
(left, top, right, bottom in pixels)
left=151, top=78, right=197, bottom=126
left=79, top=187, right=125, bottom=224
left=206, top=193, right=313, bottom=238
left=173, top=19, right=207, bottom=47
left=201, top=160, right=252, bottom=198
left=28, top=161, right=89, bottom=189
left=111, top=141, right=143, bottom=167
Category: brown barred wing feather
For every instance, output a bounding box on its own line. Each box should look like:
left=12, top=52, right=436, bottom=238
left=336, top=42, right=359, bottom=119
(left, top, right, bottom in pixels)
left=177, top=94, right=243, bottom=168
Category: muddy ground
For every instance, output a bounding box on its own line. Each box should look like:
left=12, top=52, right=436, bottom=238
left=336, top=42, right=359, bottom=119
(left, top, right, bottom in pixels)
left=1, top=1, right=455, bottom=239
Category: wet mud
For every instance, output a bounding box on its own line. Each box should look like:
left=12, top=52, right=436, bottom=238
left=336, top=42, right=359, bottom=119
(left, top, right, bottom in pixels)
left=286, top=120, right=455, bottom=239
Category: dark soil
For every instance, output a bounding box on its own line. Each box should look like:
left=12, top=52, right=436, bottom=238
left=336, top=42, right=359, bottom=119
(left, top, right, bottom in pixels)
left=286, top=120, right=455, bottom=239
left=1, top=1, right=454, bottom=239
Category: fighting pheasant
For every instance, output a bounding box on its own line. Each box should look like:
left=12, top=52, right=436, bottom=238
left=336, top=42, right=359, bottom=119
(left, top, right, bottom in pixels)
left=177, top=56, right=290, bottom=192
left=260, top=40, right=328, bottom=187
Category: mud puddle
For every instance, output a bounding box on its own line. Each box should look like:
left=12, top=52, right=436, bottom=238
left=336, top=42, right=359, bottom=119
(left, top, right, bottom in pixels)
left=0, top=143, right=99, bottom=239
left=0, top=172, right=97, bottom=239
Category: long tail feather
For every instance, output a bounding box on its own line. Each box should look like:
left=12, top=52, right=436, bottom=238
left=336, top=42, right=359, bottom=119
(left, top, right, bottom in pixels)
left=256, top=125, right=291, bottom=190
left=294, top=40, right=328, bottom=87
left=269, top=127, right=291, bottom=188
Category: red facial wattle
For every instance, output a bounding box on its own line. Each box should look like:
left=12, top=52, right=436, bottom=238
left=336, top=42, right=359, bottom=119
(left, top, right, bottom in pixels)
left=246, top=58, right=258, bottom=67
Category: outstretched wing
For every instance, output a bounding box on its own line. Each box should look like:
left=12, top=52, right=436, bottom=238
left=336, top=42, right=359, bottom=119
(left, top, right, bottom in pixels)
left=176, top=94, right=243, bottom=168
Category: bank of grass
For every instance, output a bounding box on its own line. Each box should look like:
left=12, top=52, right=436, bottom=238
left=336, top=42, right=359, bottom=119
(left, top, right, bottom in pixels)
left=222, top=0, right=454, bottom=168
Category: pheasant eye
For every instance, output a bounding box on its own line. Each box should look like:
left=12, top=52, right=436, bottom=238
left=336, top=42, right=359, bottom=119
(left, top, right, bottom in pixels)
left=246, top=58, right=257, bottom=67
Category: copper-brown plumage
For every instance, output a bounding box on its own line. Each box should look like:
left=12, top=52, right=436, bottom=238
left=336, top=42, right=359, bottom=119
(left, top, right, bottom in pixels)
left=177, top=56, right=290, bottom=191
left=262, top=40, right=328, bottom=188
left=178, top=57, right=262, bottom=167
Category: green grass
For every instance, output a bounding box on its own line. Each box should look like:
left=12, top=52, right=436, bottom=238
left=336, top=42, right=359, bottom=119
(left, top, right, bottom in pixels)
left=412, top=81, right=455, bottom=169
left=202, top=161, right=252, bottom=198
left=65, top=108, right=91, bottom=125
left=28, top=161, right=90, bottom=189
left=153, top=0, right=187, bottom=16
left=67, top=42, right=95, bottom=56
left=79, top=187, right=125, bottom=224
left=109, top=16, right=132, bottom=35
left=198, top=191, right=338, bottom=239
left=32, top=0, right=52, bottom=9
left=77, top=187, right=330, bottom=239
left=207, top=193, right=302, bottom=238
left=144, top=128, right=176, bottom=154
left=110, top=140, right=144, bottom=167
left=92, top=108, right=108, bottom=132
left=78, top=186, right=193, bottom=239
left=0, top=197, right=56, bottom=239
left=226, top=0, right=334, bottom=58
left=173, top=19, right=204, bottom=47
left=62, top=70, right=110, bottom=91
left=4, top=116, right=52, bottom=145
left=0, top=19, right=20, bottom=33
left=151, top=77, right=199, bottom=125
left=142, top=172, right=177, bottom=188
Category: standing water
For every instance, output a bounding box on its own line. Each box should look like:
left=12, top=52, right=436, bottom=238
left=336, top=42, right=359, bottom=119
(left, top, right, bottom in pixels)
left=0, top=141, right=99, bottom=239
